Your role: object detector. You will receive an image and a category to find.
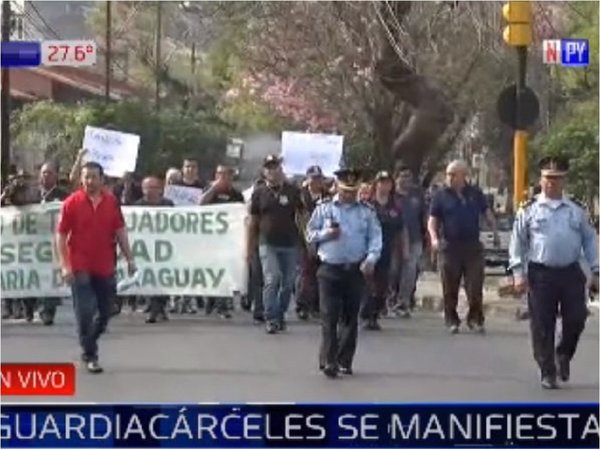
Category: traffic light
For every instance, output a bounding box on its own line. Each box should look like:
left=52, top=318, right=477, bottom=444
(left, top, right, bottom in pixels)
left=502, top=1, right=532, bottom=47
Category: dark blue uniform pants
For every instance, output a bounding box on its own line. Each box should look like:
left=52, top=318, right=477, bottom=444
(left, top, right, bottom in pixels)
left=317, top=263, right=365, bottom=369
left=527, top=262, right=587, bottom=378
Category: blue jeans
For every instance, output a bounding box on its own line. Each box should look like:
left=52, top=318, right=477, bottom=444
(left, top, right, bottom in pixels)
left=259, top=245, right=298, bottom=323
left=71, top=272, right=115, bottom=362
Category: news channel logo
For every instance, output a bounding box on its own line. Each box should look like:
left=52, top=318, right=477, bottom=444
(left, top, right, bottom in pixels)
left=543, top=38, right=589, bottom=67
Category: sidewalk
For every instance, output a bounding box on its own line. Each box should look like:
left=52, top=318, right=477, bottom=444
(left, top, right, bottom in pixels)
left=413, top=271, right=527, bottom=320
left=415, top=271, right=598, bottom=320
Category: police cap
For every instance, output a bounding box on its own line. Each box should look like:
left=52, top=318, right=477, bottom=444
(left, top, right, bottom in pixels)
left=306, top=165, right=323, bottom=178
left=375, top=170, right=393, bottom=182
left=263, top=154, right=282, bottom=168
left=334, top=168, right=362, bottom=191
left=539, top=155, right=569, bottom=177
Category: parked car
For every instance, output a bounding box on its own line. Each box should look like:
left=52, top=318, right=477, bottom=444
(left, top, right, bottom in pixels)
left=480, top=214, right=513, bottom=270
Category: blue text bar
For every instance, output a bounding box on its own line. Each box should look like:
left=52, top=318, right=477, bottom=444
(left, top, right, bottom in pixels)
left=1, top=41, right=41, bottom=68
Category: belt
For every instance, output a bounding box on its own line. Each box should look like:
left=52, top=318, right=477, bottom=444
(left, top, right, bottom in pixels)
left=321, top=261, right=362, bottom=271
left=528, top=262, right=579, bottom=271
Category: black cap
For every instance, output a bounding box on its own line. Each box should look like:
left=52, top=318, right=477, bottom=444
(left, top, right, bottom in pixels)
left=263, top=154, right=282, bottom=167
left=375, top=170, right=393, bottom=181
left=539, top=155, right=569, bottom=176
left=334, top=168, right=362, bottom=190
left=306, top=165, right=323, bottom=178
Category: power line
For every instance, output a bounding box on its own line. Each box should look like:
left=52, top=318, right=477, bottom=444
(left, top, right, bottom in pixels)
left=29, top=3, right=61, bottom=39
left=26, top=3, right=148, bottom=89
left=21, top=9, right=55, bottom=40
left=2, top=0, right=12, bottom=184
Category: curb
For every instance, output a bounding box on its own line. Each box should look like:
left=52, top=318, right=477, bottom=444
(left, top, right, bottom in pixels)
left=416, top=294, right=598, bottom=320
left=416, top=294, right=523, bottom=321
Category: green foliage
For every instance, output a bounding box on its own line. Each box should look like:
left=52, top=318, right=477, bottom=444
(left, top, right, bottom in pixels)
left=10, top=102, right=96, bottom=171
left=11, top=101, right=231, bottom=177
left=219, top=96, right=288, bottom=134
left=204, top=32, right=288, bottom=134
left=530, top=3, right=599, bottom=205
left=554, top=2, right=599, bottom=94
left=530, top=101, right=599, bottom=202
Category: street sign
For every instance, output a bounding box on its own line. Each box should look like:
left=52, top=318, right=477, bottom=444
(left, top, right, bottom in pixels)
left=497, top=84, right=540, bottom=129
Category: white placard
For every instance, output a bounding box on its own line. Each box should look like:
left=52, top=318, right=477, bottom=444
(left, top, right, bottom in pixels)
left=242, top=186, right=253, bottom=203
left=281, top=131, right=344, bottom=177
left=82, top=126, right=140, bottom=178
left=164, top=184, right=203, bottom=206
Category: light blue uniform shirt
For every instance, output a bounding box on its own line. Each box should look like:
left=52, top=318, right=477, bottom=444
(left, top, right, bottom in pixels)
left=509, top=194, right=599, bottom=276
left=306, top=195, right=382, bottom=266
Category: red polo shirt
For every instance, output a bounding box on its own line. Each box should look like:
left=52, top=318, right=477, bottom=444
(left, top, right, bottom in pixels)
left=57, top=188, right=125, bottom=277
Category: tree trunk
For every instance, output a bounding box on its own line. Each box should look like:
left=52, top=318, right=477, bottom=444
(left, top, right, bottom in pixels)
left=374, top=2, right=454, bottom=176
left=420, top=115, right=468, bottom=186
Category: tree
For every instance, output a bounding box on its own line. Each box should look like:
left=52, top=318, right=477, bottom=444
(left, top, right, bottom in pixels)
left=207, top=1, right=513, bottom=177
left=528, top=1, right=599, bottom=207
left=87, top=1, right=284, bottom=132
left=88, top=2, right=217, bottom=108
left=10, top=101, right=231, bottom=177
left=530, top=101, right=598, bottom=206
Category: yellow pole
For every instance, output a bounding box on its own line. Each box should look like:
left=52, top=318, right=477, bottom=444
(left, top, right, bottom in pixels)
left=513, top=129, right=528, bottom=210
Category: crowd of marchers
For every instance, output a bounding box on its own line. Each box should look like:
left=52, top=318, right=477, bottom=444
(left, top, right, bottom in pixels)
left=1, top=151, right=435, bottom=330
left=1, top=150, right=597, bottom=387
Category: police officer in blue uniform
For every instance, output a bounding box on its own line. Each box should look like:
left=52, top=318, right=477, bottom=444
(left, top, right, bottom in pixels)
left=306, top=169, right=382, bottom=378
left=509, top=156, right=599, bottom=389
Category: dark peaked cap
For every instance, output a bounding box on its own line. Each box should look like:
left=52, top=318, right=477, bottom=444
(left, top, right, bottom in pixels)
left=375, top=170, right=393, bottom=181
left=263, top=154, right=282, bottom=167
left=334, top=168, right=362, bottom=190
left=306, top=165, right=323, bottom=177
left=539, top=155, right=569, bottom=177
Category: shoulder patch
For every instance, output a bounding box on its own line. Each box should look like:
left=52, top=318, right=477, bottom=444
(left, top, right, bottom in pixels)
left=570, top=197, right=587, bottom=210
left=360, top=200, right=375, bottom=210
left=569, top=198, right=594, bottom=224
left=519, top=196, right=536, bottom=211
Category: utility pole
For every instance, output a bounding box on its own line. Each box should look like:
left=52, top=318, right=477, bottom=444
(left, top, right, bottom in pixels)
left=190, top=42, right=196, bottom=76
left=501, top=1, right=535, bottom=211
left=104, top=1, right=111, bottom=102
left=1, top=0, right=12, bottom=184
left=190, top=41, right=196, bottom=95
left=155, top=1, right=162, bottom=110
left=513, top=44, right=528, bottom=209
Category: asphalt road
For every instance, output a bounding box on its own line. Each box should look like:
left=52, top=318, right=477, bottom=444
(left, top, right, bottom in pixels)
left=1, top=307, right=598, bottom=403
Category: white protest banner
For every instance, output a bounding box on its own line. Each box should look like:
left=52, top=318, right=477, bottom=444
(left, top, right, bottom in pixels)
left=281, top=131, right=344, bottom=177
left=82, top=126, right=140, bottom=177
left=163, top=184, right=203, bottom=206
left=0, top=204, right=248, bottom=298
left=242, top=186, right=253, bottom=203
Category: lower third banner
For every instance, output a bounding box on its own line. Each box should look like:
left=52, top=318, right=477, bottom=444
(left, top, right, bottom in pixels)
left=1, top=403, right=598, bottom=448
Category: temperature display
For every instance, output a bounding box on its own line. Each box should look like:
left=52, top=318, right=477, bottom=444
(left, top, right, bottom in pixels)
left=40, top=40, right=97, bottom=67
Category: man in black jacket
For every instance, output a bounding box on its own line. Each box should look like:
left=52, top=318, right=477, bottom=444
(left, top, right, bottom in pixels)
left=1, top=163, right=69, bottom=324
left=1, top=171, right=35, bottom=320
left=200, top=165, right=244, bottom=318
left=35, top=163, right=70, bottom=324
left=135, top=176, right=175, bottom=323
left=296, top=166, right=330, bottom=320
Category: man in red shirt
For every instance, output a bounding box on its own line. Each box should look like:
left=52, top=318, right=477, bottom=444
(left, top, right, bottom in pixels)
left=57, top=162, right=136, bottom=373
